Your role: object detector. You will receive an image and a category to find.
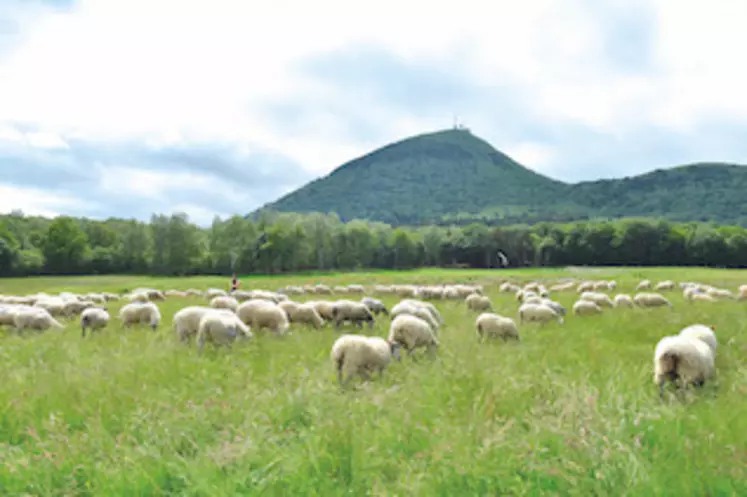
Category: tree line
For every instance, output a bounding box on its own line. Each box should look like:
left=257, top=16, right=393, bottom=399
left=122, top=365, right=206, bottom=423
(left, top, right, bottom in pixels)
left=1, top=209, right=746, bottom=277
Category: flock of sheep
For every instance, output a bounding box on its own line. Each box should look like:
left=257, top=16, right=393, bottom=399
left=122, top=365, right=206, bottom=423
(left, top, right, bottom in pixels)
left=1, top=278, right=745, bottom=396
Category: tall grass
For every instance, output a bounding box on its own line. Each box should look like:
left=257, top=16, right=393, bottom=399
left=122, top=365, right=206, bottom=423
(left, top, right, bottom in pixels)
left=1, top=267, right=746, bottom=495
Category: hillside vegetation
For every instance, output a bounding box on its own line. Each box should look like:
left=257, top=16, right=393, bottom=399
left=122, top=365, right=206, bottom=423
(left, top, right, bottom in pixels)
left=1, top=268, right=746, bottom=494
left=258, top=129, right=747, bottom=226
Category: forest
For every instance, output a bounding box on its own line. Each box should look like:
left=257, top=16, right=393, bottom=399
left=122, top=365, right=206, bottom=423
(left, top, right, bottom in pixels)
left=1, top=209, right=746, bottom=277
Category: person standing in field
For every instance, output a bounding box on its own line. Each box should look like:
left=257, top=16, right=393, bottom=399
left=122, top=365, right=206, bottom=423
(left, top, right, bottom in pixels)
left=230, top=274, right=240, bottom=293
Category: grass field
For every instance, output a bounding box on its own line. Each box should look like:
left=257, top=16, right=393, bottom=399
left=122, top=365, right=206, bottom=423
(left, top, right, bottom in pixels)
left=1, top=267, right=747, bottom=495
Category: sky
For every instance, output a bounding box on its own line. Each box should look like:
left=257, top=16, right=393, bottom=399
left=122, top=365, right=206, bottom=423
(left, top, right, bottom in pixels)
left=1, top=0, right=746, bottom=226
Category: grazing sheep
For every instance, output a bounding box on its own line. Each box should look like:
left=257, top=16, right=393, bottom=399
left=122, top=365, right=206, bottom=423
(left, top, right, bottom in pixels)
left=690, top=293, right=717, bottom=303
left=707, top=288, right=736, bottom=300
left=636, top=280, right=652, bottom=291
left=466, top=293, right=492, bottom=312
left=738, top=285, right=747, bottom=300
left=173, top=306, right=234, bottom=342
left=119, top=302, right=161, bottom=330
left=13, top=307, right=64, bottom=333
left=580, top=291, right=615, bottom=308
left=196, top=311, right=253, bottom=351
left=653, top=334, right=715, bottom=398
left=330, top=334, right=401, bottom=385
left=634, top=292, right=673, bottom=309
left=397, top=299, right=444, bottom=325
left=572, top=300, right=602, bottom=316
left=388, top=314, right=439, bottom=357
left=286, top=303, right=325, bottom=329
left=80, top=307, right=110, bottom=337
left=210, top=295, right=239, bottom=312
left=361, top=297, right=389, bottom=316
left=678, top=324, right=717, bottom=354
left=654, top=280, right=676, bottom=291
left=518, top=303, right=564, bottom=324
left=306, top=301, right=336, bottom=322
left=205, top=288, right=228, bottom=299
left=347, top=284, right=366, bottom=294
left=390, top=302, right=439, bottom=335
left=236, top=299, right=290, bottom=335
left=540, top=298, right=566, bottom=316
left=331, top=300, right=375, bottom=329
left=475, top=313, right=520, bottom=341
left=613, top=294, right=634, bottom=308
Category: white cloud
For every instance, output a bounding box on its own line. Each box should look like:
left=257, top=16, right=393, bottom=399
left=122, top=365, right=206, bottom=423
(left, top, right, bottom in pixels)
left=0, top=184, right=92, bottom=217
left=0, top=0, right=746, bottom=222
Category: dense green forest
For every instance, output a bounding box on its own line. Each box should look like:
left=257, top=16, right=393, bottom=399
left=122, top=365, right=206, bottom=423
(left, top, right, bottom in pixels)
left=2, top=209, right=747, bottom=277
left=259, top=129, right=747, bottom=226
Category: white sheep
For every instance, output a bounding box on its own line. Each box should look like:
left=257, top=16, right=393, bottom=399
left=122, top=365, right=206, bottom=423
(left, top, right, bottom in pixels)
left=636, top=280, right=652, bottom=291
left=330, top=334, right=401, bottom=386
left=173, top=306, right=233, bottom=342
left=305, top=300, right=336, bottom=322
left=13, top=307, right=64, bottom=333
left=286, top=303, right=325, bottom=329
left=236, top=299, right=290, bottom=335
left=331, top=300, right=375, bottom=329
left=613, top=294, right=634, bottom=308
left=518, top=302, right=563, bottom=324
left=80, top=307, right=110, bottom=337
left=466, top=293, right=492, bottom=312
left=738, top=285, right=747, bottom=300
left=653, top=334, right=715, bottom=398
left=572, top=300, right=602, bottom=316
left=210, top=295, right=239, bottom=312
left=119, top=301, right=161, bottom=330
left=540, top=298, right=566, bottom=316
left=579, top=291, right=614, bottom=308
left=196, top=311, right=253, bottom=351
left=388, top=314, right=439, bottom=357
left=475, top=313, right=520, bottom=341
left=390, top=302, right=439, bottom=335
left=399, top=299, right=443, bottom=324
left=634, top=292, right=672, bottom=309
left=654, top=280, right=676, bottom=291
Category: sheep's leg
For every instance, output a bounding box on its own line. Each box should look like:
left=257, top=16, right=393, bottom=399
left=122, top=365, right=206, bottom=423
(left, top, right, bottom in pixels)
left=81, top=326, right=86, bottom=338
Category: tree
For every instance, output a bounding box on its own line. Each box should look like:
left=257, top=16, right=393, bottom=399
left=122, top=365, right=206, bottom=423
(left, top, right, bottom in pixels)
left=41, top=217, right=89, bottom=273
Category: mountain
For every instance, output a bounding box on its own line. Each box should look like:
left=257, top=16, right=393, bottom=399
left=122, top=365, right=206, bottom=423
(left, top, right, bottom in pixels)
left=256, top=128, right=747, bottom=226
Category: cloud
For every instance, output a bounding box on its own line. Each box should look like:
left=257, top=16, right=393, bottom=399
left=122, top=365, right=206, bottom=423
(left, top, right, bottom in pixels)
left=0, top=0, right=746, bottom=225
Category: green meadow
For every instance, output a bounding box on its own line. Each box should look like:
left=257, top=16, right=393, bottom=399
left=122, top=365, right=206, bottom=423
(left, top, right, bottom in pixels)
left=1, top=267, right=746, bottom=495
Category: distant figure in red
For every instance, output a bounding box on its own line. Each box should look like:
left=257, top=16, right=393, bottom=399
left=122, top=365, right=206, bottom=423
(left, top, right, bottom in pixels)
left=230, top=274, right=239, bottom=293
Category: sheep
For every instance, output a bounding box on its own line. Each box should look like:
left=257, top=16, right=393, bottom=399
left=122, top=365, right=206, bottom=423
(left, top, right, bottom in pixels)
left=653, top=334, right=715, bottom=398
left=572, top=299, right=602, bottom=316
left=173, top=306, right=234, bottom=342
left=654, top=280, right=676, bottom=291
left=33, top=298, right=66, bottom=317
left=518, top=302, right=563, bottom=324
left=13, top=307, right=64, bottom=333
left=678, top=324, right=717, bottom=354
left=236, top=299, right=290, bottom=335
left=331, top=300, right=375, bottom=329
left=636, top=280, right=652, bottom=291
left=634, top=292, right=672, bottom=309
left=500, top=282, right=521, bottom=293
left=347, top=284, right=366, bottom=294
left=196, top=311, right=253, bottom=351
left=579, top=291, right=614, bottom=308
left=388, top=314, right=439, bottom=357
left=210, top=295, right=239, bottom=312
left=398, top=299, right=444, bottom=325
left=119, top=301, right=161, bottom=330
left=475, top=313, right=520, bottom=342
left=205, top=288, right=228, bottom=299
left=330, top=334, right=401, bottom=386
left=63, top=299, right=97, bottom=317
left=738, top=285, right=747, bottom=300
left=390, top=302, right=439, bottom=334
left=306, top=300, right=336, bottom=322
left=613, top=294, right=634, bottom=308
left=360, top=297, right=388, bottom=316
left=540, top=298, right=566, bottom=316
left=80, top=307, right=110, bottom=337
left=286, top=303, right=325, bottom=329
left=707, top=288, right=736, bottom=300
left=466, top=293, right=492, bottom=312
left=690, top=293, right=717, bottom=303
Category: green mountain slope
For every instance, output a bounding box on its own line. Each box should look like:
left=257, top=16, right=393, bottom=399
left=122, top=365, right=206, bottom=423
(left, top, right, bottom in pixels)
left=257, top=129, right=747, bottom=226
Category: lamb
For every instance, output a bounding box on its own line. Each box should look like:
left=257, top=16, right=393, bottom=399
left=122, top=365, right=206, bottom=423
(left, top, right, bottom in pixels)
left=572, top=299, right=602, bottom=316
left=80, top=307, right=110, bottom=337
left=196, top=311, right=253, bottom=351
left=173, top=306, right=234, bottom=342
left=331, top=300, right=375, bottom=329
left=119, top=301, right=161, bottom=330
left=286, top=303, right=325, bottom=329
left=613, top=294, right=635, bottom=308
left=678, top=324, right=717, bottom=354
left=634, top=292, right=672, bottom=309
left=475, top=313, right=520, bottom=341
left=388, top=314, right=439, bottom=357
left=653, top=334, right=715, bottom=398
left=210, top=295, right=239, bottom=312
left=518, top=302, right=564, bottom=324
left=360, top=297, right=389, bottom=316
left=466, top=293, right=492, bottom=312
left=236, top=299, right=290, bottom=335
left=330, top=334, right=401, bottom=386
left=13, top=307, right=64, bottom=333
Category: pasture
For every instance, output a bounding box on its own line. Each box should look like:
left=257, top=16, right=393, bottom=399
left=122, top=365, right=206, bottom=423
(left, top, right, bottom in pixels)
left=1, top=267, right=746, bottom=495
